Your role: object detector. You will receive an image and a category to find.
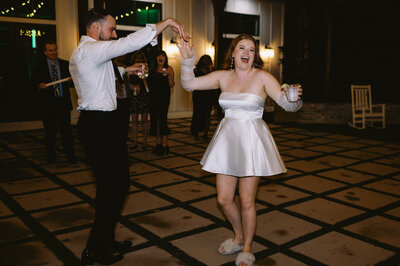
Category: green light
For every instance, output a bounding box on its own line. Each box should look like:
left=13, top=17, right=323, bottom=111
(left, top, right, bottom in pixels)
left=32, top=29, right=36, bottom=48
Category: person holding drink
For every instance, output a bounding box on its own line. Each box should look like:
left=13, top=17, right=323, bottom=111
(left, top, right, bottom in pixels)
left=177, top=33, right=302, bottom=266
left=126, top=51, right=150, bottom=149
left=147, top=50, right=175, bottom=155
left=282, top=83, right=301, bottom=103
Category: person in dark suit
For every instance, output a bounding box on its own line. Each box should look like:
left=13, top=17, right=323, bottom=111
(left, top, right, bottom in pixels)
left=32, top=40, right=76, bottom=164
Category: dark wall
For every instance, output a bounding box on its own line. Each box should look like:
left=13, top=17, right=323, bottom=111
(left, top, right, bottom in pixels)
left=282, top=0, right=399, bottom=103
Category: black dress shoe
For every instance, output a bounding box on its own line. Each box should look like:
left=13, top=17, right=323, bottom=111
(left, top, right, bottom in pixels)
left=164, top=145, right=169, bottom=155
left=153, top=144, right=161, bottom=155
left=81, top=247, right=123, bottom=265
left=111, top=240, right=132, bottom=253
left=158, top=145, right=165, bottom=156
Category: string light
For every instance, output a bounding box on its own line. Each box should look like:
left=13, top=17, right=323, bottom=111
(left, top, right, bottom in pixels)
left=27, top=1, right=46, bottom=18
left=1, top=0, right=45, bottom=18
left=114, top=5, right=160, bottom=21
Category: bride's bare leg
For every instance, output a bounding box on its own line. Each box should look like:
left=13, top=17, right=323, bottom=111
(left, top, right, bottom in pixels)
left=238, top=176, right=259, bottom=253
left=216, top=174, right=243, bottom=248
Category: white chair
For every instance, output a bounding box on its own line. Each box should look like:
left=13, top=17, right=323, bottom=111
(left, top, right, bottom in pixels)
left=349, top=84, right=385, bottom=129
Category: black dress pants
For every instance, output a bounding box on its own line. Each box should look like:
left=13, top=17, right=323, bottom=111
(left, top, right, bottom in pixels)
left=42, top=103, right=75, bottom=161
left=117, top=98, right=130, bottom=166
left=78, top=110, right=130, bottom=252
left=116, top=98, right=130, bottom=146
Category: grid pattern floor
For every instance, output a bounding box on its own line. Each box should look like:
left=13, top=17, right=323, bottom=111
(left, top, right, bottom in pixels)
left=0, top=117, right=399, bottom=265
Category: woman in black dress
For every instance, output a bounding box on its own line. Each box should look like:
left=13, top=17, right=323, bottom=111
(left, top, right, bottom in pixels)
left=147, top=50, right=175, bottom=155
left=126, top=51, right=150, bottom=149
left=190, top=54, right=218, bottom=139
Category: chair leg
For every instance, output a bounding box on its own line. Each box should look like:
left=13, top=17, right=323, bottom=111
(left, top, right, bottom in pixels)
left=348, top=122, right=365, bottom=129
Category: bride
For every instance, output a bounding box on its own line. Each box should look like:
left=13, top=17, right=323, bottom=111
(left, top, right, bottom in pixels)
left=177, top=34, right=303, bottom=266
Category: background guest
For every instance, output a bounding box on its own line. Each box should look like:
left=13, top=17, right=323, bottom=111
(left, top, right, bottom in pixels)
left=190, top=54, right=218, bottom=139
left=126, top=51, right=150, bottom=149
left=32, top=39, right=76, bottom=164
left=148, top=50, right=175, bottom=155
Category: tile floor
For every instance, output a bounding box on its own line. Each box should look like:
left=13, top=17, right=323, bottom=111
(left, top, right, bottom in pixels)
left=0, top=117, right=399, bottom=265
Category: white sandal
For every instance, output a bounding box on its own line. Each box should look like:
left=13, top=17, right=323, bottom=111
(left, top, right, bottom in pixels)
left=235, top=252, right=255, bottom=266
left=218, top=238, right=243, bottom=255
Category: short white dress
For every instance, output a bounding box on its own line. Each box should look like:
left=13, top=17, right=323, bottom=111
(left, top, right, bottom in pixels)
left=200, top=92, right=287, bottom=177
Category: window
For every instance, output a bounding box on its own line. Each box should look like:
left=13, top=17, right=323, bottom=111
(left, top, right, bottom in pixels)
left=107, top=1, right=163, bottom=70
left=0, top=0, right=55, bottom=20
left=0, top=22, right=56, bottom=121
left=107, top=0, right=161, bottom=26
left=0, top=0, right=56, bottom=122
left=221, top=12, right=259, bottom=36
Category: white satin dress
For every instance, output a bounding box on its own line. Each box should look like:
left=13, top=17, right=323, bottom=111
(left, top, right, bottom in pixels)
left=200, top=92, right=287, bottom=177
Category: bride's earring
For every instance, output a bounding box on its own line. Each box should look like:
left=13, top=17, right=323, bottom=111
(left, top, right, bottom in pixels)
left=230, top=57, right=234, bottom=70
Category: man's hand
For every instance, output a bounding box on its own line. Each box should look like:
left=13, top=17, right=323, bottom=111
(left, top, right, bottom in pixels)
left=125, top=63, right=143, bottom=75
left=167, top=18, right=191, bottom=42
left=156, top=18, right=191, bottom=42
left=38, top=83, right=47, bottom=90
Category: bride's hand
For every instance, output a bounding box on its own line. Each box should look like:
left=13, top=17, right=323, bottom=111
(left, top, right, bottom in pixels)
left=176, top=37, right=195, bottom=59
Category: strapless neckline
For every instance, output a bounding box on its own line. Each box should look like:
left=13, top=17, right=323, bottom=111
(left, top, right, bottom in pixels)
left=221, top=91, right=265, bottom=100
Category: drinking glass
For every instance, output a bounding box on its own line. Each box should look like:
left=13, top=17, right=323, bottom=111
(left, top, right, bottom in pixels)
left=285, top=84, right=300, bottom=103
left=138, top=63, right=149, bottom=79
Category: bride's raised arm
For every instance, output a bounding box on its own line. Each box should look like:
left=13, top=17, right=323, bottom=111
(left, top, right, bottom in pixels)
left=177, top=39, right=221, bottom=91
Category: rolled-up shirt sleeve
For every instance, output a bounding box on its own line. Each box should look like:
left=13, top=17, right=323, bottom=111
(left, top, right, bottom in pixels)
left=87, top=24, right=158, bottom=65
left=70, top=24, right=159, bottom=111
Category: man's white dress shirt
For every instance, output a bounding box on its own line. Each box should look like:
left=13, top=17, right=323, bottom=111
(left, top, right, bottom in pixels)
left=69, top=24, right=157, bottom=111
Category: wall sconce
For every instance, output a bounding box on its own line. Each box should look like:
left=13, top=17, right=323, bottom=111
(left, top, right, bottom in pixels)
left=261, top=44, right=274, bottom=60
left=165, top=37, right=179, bottom=57
left=206, top=41, right=215, bottom=59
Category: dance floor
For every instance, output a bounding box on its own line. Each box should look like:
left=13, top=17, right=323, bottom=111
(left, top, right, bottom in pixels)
left=0, top=117, right=399, bottom=265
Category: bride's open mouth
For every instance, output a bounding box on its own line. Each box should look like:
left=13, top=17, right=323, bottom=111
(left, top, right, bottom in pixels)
left=241, top=56, right=249, bottom=63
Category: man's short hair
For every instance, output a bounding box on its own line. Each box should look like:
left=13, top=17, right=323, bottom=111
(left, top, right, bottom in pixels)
left=84, top=8, right=111, bottom=29
left=43, top=39, right=56, bottom=50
